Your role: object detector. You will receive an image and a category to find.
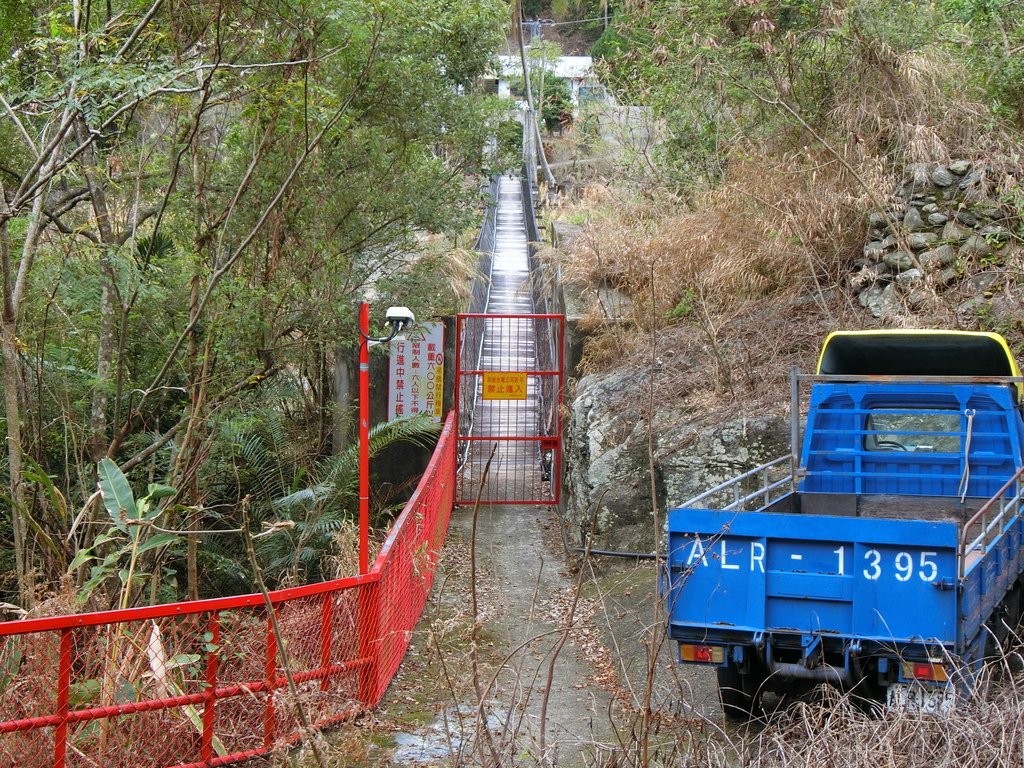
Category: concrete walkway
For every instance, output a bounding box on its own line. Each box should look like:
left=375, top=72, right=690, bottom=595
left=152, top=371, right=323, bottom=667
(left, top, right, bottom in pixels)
left=384, top=176, right=612, bottom=765
left=455, top=176, right=610, bottom=761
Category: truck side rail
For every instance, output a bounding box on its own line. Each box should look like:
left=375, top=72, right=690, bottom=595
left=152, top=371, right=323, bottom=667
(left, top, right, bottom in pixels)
left=678, top=454, right=793, bottom=511
left=960, top=466, right=1024, bottom=577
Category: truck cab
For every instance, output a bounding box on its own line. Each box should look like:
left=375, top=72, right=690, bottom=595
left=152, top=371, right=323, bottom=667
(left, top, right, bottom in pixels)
left=665, top=330, right=1024, bottom=718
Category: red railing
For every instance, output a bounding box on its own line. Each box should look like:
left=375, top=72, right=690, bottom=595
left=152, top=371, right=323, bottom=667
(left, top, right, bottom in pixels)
left=0, top=414, right=457, bottom=768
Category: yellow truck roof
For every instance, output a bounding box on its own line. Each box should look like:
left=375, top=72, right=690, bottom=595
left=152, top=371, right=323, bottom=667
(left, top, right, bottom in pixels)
left=817, top=330, right=1021, bottom=381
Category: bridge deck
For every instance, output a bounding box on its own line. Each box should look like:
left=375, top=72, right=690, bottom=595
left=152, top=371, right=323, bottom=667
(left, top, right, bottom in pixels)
left=459, top=176, right=549, bottom=503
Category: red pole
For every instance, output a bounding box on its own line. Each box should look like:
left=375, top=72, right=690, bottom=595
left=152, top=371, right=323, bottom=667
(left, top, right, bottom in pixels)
left=263, top=610, right=277, bottom=751
left=359, top=301, right=370, bottom=574
left=319, top=592, right=333, bottom=692
left=453, top=315, right=462, bottom=502
left=201, top=612, right=220, bottom=765
left=53, top=629, right=72, bottom=768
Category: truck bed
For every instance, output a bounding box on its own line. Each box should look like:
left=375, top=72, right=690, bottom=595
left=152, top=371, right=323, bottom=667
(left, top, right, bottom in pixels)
left=666, top=346, right=1024, bottom=711
left=765, top=491, right=984, bottom=523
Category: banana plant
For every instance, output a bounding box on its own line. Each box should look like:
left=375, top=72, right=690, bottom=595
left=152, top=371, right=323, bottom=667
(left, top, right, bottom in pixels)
left=70, top=459, right=178, bottom=609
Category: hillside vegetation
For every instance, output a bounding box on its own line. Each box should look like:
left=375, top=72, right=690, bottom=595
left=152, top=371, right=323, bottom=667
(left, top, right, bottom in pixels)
left=558, top=0, right=1023, bottom=408
left=0, top=0, right=508, bottom=612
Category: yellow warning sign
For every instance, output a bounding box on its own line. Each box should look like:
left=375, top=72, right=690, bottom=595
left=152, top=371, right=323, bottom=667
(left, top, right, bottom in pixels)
left=482, top=372, right=528, bottom=400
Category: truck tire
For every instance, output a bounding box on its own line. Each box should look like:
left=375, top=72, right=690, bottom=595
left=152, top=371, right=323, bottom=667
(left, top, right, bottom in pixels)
left=717, top=663, right=765, bottom=720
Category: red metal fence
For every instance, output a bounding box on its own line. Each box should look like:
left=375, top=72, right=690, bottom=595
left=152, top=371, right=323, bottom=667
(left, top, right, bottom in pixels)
left=0, top=414, right=457, bottom=768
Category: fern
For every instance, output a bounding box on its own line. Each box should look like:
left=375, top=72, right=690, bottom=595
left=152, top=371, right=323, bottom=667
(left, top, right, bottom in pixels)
left=255, top=414, right=440, bottom=585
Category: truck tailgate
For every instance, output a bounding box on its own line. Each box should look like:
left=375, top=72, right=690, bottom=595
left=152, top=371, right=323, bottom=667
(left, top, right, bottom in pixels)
left=666, top=508, right=959, bottom=645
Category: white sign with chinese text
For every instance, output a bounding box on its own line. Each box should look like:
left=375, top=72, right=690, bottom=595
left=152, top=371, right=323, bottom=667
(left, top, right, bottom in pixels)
left=388, top=322, right=444, bottom=422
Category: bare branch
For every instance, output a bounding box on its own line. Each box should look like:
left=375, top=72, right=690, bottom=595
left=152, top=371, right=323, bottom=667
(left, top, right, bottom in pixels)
left=145, top=24, right=385, bottom=393
left=114, top=0, right=165, bottom=59
left=0, top=94, right=39, bottom=158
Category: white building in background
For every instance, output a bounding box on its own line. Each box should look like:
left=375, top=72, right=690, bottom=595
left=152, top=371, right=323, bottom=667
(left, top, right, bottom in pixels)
left=485, top=54, right=606, bottom=108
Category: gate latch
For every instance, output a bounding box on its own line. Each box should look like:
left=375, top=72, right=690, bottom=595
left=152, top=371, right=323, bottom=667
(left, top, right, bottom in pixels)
left=540, top=437, right=558, bottom=481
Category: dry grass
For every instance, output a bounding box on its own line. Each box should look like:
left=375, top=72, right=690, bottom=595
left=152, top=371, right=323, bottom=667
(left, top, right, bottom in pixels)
left=325, top=522, right=363, bottom=580
left=573, top=558, right=1024, bottom=768
left=559, top=148, right=877, bottom=412
left=743, top=684, right=1024, bottom=768
left=555, top=26, right=1024, bottom=412
left=566, top=148, right=877, bottom=315
left=831, top=40, right=1019, bottom=173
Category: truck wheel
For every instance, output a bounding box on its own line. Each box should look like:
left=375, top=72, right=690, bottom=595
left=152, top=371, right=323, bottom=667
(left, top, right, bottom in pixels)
left=717, top=664, right=765, bottom=720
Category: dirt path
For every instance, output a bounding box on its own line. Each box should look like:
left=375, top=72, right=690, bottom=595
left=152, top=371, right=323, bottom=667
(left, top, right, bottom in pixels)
left=332, top=503, right=727, bottom=767
left=450, top=503, right=613, bottom=761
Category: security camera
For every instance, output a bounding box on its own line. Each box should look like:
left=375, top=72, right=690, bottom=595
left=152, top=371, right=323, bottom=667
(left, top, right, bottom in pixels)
left=385, top=306, right=415, bottom=333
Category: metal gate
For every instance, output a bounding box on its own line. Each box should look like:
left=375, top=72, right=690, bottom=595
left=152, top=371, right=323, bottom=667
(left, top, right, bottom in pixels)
left=455, top=313, right=564, bottom=505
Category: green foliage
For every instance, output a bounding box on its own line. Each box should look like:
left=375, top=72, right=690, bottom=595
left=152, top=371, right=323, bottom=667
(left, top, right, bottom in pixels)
left=2, top=0, right=506, bottom=604
left=540, top=76, right=573, bottom=131
left=496, top=119, right=525, bottom=172
left=256, top=414, right=441, bottom=583
left=76, top=463, right=180, bottom=605
left=598, top=0, right=1023, bottom=190
left=0, top=0, right=33, bottom=57
left=667, top=289, right=698, bottom=321
left=591, top=20, right=628, bottom=61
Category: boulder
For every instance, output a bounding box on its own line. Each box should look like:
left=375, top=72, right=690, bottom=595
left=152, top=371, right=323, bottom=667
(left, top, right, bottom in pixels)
left=949, top=160, right=971, bottom=175
left=964, top=272, right=1000, bottom=293
left=903, top=163, right=934, bottom=196
left=896, top=268, right=923, bottom=286
left=907, top=287, right=934, bottom=309
left=958, top=167, right=985, bottom=192
left=942, top=220, right=969, bottom=241
left=959, top=234, right=993, bottom=259
left=597, top=286, right=634, bottom=320
left=955, top=210, right=978, bottom=227
left=858, top=282, right=901, bottom=318
left=980, top=224, right=1009, bottom=242
left=931, top=167, right=954, bottom=187
left=974, top=204, right=1002, bottom=221
left=903, top=206, right=927, bottom=231
left=867, top=212, right=890, bottom=231
left=985, top=293, right=1024, bottom=325
left=908, top=232, right=938, bottom=250
left=849, top=263, right=888, bottom=291
left=936, top=267, right=959, bottom=287
left=883, top=250, right=915, bottom=271
left=863, top=241, right=888, bottom=260
left=927, top=213, right=948, bottom=226
left=551, top=221, right=584, bottom=248
left=919, top=245, right=956, bottom=270
left=564, top=369, right=790, bottom=552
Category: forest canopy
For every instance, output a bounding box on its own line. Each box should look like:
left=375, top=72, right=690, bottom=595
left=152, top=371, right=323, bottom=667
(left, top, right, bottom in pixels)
left=0, top=0, right=508, bottom=611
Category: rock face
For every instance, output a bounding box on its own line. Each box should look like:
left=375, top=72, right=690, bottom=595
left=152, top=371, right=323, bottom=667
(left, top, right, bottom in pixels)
left=852, top=161, right=1018, bottom=319
left=564, top=368, right=789, bottom=552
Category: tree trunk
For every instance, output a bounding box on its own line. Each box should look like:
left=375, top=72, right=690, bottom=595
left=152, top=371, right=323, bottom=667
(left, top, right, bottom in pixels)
left=332, top=343, right=356, bottom=454
left=1, top=167, right=53, bottom=607
left=76, top=119, right=120, bottom=464
left=1, top=317, right=30, bottom=604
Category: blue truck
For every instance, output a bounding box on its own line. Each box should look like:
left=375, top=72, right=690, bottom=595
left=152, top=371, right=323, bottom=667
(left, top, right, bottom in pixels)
left=665, top=330, right=1024, bottom=717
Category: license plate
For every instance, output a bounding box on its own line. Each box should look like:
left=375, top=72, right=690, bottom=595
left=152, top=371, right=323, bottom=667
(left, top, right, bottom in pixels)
left=886, top=683, right=955, bottom=715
